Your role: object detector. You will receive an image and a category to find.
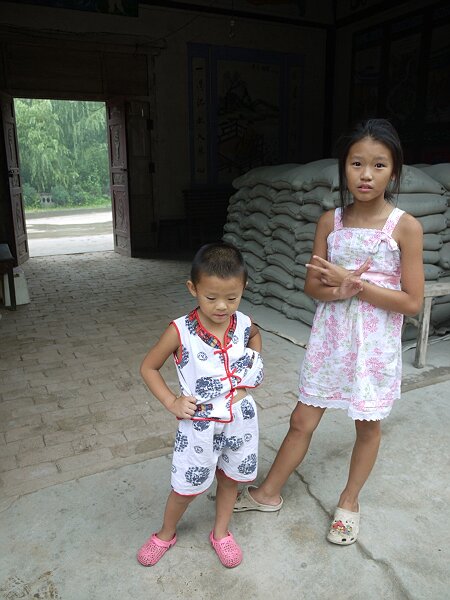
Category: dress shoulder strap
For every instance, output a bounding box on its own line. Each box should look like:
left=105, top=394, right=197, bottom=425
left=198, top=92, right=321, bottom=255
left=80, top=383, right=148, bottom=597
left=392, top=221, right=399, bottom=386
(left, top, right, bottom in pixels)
left=334, top=207, right=344, bottom=231
left=382, top=207, right=405, bottom=237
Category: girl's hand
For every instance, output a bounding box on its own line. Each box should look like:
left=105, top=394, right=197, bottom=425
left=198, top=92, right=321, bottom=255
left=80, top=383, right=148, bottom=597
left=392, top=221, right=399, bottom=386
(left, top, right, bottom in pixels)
left=306, top=256, right=372, bottom=287
left=336, top=274, right=364, bottom=299
left=169, top=394, right=198, bottom=419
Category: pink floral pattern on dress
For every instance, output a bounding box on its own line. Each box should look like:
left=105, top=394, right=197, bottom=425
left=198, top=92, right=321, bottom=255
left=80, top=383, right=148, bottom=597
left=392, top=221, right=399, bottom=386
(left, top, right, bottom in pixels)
left=299, top=207, right=405, bottom=420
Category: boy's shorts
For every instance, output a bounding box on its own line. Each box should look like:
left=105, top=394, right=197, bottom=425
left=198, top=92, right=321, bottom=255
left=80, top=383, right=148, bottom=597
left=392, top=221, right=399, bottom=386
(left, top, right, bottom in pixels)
left=171, top=394, right=258, bottom=495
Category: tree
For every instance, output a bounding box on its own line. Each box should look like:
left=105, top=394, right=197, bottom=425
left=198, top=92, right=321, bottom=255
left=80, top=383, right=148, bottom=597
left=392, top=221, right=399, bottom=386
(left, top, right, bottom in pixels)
left=14, top=99, right=110, bottom=206
left=15, top=99, right=70, bottom=192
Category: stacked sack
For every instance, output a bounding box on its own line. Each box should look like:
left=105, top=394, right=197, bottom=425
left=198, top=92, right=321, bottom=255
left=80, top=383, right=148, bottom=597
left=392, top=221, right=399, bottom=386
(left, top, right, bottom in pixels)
left=223, top=160, right=337, bottom=324
left=415, top=164, right=450, bottom=333
left=223, top=160, right=450, bottom=335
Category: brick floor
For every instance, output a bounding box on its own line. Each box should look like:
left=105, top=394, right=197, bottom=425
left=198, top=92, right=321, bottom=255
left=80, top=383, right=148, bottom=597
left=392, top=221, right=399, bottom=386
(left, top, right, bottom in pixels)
left=0, top=251, right=295, bottom=499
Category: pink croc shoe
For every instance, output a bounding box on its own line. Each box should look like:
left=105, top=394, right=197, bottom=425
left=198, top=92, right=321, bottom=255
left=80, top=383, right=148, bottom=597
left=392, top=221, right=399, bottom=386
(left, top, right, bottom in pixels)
left=137, top=533, right=177, bottom=566
left=209, top=531, right=242, bottom=568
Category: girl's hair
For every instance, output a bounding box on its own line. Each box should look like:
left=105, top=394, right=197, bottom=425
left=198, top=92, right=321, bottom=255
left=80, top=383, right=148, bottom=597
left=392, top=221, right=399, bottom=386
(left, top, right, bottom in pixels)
left=336, top=118, right=403, bottom=207
left=190, top=242, right=247, bottom=285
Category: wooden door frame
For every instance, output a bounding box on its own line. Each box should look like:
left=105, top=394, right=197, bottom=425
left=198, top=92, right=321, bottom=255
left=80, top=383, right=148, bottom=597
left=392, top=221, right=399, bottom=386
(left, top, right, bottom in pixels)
left=0, top=92, right=28, bottom=265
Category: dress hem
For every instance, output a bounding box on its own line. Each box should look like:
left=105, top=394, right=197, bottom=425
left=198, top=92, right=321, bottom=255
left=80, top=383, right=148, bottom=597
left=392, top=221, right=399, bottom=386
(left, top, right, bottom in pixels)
left=298, top=397, right=393, bottom=421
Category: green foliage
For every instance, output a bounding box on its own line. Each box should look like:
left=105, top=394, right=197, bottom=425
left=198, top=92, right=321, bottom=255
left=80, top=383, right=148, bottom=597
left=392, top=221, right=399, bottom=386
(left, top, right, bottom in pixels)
left=50, top=184, right=70, bottom=206
left=15, top=99, right=110, bottom=208
left=22, top=182, right=40, bottom=209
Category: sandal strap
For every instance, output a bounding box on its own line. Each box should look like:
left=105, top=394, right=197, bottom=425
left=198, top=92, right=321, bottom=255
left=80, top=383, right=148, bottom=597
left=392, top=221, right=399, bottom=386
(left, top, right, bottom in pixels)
left=150, top=533, right=176, bottom=548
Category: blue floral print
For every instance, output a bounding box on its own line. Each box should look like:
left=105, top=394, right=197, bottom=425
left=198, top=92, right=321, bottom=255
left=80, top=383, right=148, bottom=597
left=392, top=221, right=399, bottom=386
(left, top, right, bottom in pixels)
left=174, top=430, right=188, bottom=452
left=185, top=466, right=210, bottom=486
left=213, top=433, right=227, bottom=451
left=178, top=345, right=189, bottom=369
left=193, top=420, right=210, bottom=431
left=238, top=453, right=257, bottom=475
left=214, top=433, right=243, bottom=452
left=254, top=369, right=264, bottom=386
left=241, top=398, right=256, bottom=420
left=226, top=435, right=244, bottom=451
left=195, top=376, right=223, bottom=399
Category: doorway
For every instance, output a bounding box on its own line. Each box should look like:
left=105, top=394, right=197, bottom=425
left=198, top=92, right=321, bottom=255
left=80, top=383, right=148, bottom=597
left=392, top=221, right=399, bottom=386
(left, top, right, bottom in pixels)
left=14, top=99, right=113, bottom=257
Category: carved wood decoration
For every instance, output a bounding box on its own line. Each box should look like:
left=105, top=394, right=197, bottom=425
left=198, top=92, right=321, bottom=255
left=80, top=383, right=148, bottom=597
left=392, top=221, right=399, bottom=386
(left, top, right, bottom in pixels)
left=1, top=93, right=29, bottom=264
left=107, top=100, right=131, bottom=255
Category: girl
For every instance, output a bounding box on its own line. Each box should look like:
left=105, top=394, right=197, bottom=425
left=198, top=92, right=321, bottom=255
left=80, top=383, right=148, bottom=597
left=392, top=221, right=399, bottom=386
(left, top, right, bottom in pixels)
left=234, top=118, right=424, bottom=545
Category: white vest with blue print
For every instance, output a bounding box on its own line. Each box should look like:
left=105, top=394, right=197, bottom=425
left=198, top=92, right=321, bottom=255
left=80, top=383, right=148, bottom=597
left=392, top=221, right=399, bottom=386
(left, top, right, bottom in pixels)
left=171, top=308, right=264, bottom=423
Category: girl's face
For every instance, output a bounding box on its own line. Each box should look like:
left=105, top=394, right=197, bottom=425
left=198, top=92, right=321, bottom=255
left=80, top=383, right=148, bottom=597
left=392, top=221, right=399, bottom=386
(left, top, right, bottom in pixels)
left=186, top=274, right=245, bottom=331
left=345, top=137, right=394, bottom=204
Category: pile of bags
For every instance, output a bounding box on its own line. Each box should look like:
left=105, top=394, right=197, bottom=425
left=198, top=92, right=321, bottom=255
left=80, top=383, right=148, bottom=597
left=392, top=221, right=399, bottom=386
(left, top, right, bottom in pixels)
left=223, top=160, right=450, bottom=335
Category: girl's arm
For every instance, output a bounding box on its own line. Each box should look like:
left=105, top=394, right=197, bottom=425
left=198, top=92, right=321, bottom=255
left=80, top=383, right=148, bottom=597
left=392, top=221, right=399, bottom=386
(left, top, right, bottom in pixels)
left=247, top=323, right=262, bottom=352
left=140, top=324, right=197, bottom=419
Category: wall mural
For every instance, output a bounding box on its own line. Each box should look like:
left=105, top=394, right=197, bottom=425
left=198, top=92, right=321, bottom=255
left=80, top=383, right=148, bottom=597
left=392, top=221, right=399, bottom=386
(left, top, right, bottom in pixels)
left=188, top=44, right=303, bottom=186
left=216, top=60, right=280, bottom=184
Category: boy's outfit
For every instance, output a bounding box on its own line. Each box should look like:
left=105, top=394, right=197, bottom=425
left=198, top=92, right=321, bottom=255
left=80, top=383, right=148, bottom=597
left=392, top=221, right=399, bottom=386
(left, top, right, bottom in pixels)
left=170, top=308, right=264, bottom=495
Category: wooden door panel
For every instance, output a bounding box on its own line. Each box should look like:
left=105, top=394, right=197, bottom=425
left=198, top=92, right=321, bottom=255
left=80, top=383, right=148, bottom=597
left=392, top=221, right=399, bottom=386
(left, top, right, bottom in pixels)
left=1, top=93, right=28, bottom=264
left=125, top=100, right=157, bottom=252
left=107, top=100, right=131, bottom=255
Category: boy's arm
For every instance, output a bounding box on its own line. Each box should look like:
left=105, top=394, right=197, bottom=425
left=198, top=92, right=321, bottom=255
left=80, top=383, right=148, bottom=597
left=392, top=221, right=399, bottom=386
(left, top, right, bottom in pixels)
left=140, top=324, right=197, bottom=419
left=247, top=322, right=262, bottom=352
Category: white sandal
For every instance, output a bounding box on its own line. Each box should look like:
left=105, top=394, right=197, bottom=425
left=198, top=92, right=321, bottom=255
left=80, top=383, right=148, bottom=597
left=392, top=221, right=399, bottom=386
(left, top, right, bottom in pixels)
left=327, top=506, right=360, bottom=545
left=233, top=485, right=283, bottom=513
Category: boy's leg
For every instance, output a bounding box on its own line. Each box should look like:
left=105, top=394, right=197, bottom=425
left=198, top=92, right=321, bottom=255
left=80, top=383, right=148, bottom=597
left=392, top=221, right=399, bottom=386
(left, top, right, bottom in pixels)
left=158, top=490, right=196, bottom=541
left=337, top=419, right=381, bottom=512
left=214, top=470, right=239, bottom=540
left=250, top=402, right=325, bottom=505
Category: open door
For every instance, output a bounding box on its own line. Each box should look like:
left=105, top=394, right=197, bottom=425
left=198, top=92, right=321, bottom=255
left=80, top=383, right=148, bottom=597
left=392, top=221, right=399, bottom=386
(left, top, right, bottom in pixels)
left=125, top=99, right=158, bottom=253
left=0, top=93, right=28, bottom=264
left=106, top=99, right=131, bottom=256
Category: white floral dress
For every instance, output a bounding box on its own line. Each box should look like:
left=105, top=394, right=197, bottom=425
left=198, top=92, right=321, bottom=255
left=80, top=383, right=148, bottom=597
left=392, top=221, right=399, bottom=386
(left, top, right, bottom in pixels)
left=299, top=207, right=405, bottom=420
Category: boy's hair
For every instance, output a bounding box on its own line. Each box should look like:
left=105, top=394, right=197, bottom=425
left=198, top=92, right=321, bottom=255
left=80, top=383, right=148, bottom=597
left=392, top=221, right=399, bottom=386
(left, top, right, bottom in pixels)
left=190, top=242, right=247, bottom=285
left=336, top=118, right=404, bottom=207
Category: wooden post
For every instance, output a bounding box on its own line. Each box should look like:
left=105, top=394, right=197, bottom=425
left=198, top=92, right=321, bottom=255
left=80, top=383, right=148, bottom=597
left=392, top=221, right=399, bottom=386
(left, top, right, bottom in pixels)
left=412, top=282, right=450, bottom=369
left=413, top=297, right=432, bottom=368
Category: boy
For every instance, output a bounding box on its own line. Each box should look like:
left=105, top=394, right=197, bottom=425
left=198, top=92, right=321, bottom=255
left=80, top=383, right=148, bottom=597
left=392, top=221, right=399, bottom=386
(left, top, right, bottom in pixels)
left=137, top=242, right=263, bottom=568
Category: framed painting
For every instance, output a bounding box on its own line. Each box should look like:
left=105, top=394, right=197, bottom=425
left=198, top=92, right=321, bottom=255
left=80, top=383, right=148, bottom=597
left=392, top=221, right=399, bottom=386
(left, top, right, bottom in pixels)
left=188, top=44, right=303, bottom=186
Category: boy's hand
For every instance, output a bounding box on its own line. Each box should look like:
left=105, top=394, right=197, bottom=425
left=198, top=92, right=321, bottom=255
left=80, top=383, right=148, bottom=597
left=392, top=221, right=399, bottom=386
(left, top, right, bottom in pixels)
left=169, top=394, right=198, bottom=419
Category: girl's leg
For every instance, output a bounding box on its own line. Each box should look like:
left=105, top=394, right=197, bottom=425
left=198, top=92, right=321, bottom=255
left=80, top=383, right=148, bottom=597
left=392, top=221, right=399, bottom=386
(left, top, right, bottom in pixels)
left=157, top=490, right=196, bottom=541
left=214, top=469, right=239, bottom=540
left=250, top=403, right=325, bottom=506
left=337, top=419, right=382, bottom=512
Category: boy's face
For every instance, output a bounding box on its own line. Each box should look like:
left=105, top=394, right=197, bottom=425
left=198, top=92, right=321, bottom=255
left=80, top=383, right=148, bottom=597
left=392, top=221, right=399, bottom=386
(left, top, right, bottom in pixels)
left=187, top=274, right=246, bottom=329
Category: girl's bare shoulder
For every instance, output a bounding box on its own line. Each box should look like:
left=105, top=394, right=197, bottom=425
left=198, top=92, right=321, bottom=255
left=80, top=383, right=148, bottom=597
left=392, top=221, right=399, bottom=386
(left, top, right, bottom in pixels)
left=395, top=211, right=423, bottom=251
left=316, top=208, right=335, bottom=232
left=397, top=211, right=423, bottom=236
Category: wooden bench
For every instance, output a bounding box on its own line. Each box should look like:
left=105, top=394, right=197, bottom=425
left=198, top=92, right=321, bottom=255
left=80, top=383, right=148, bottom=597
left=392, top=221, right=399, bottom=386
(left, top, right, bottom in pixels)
left=406, top=281, right=450, bottom=368
left=0, top=243, right=16, bottom=310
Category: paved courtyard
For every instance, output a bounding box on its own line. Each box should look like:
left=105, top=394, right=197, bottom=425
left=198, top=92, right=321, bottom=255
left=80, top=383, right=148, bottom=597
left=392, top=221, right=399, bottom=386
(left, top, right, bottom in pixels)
left=0, top=251, right=449, bottom=599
